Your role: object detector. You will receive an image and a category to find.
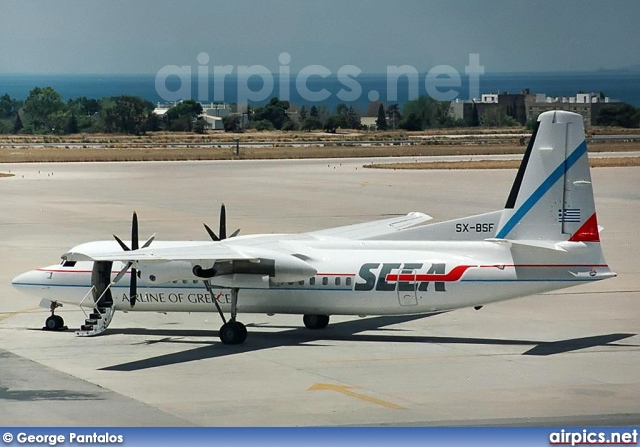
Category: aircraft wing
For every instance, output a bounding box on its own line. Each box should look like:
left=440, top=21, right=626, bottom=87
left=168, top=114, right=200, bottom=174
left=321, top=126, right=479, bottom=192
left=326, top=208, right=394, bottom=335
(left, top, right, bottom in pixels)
left=64, top=242, right=255, bottom=263
left=63, top=241, right=317, bottom=285
left=308, top=212, right=432, bottom=240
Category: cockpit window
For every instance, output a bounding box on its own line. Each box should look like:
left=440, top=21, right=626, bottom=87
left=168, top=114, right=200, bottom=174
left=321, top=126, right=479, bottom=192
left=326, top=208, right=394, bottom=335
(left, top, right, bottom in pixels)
left=62, top=260, right=77, bottom=267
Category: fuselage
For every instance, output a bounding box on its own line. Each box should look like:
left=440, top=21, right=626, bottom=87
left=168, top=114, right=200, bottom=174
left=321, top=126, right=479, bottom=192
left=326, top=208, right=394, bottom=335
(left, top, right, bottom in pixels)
left=12, top=235, right=611, bottom=316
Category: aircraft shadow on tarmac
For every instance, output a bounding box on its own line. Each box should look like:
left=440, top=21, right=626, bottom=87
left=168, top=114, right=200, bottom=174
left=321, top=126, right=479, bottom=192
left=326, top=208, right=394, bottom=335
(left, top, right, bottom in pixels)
left=99, top=315, right=638, bottom=372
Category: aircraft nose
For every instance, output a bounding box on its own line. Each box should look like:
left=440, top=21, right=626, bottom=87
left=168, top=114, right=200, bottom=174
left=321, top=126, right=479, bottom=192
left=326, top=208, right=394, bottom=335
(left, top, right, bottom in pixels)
left=12, top=270, right=40, bottom=290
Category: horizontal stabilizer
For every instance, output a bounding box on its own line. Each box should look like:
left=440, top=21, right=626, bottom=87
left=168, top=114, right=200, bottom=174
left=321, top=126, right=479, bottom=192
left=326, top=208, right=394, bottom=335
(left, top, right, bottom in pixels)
left=310, top=212, right=432, bottom=240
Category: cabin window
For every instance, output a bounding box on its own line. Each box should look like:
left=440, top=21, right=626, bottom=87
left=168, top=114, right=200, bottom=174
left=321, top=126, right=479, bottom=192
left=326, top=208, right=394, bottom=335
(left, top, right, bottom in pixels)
left=322, top=277, right=328, bottom=286
left=335, top=277, right=341, bottom=286
left=299, top=280, right=304, bottom=286
left=310, top=277, right=316, bottom=286
left=346, top=277, right=352, bottom=286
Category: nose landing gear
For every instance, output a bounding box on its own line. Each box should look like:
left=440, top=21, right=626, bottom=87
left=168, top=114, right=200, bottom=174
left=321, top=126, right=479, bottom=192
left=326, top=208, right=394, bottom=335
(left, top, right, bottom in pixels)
left=43, top=301, right=66, bottom=331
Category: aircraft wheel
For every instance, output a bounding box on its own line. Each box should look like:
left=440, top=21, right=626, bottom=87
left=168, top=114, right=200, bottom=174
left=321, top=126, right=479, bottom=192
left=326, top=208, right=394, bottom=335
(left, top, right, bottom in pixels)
left=303, top=314, right=330, bottom=329
left=219, top=321, right=247, bottom=344
left=45, top=315, right=64, bottom=331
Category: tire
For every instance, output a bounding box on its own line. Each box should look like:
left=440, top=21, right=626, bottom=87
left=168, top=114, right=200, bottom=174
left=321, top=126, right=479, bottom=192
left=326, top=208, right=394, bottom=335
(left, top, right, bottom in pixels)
left=303, top=314, right=330, bottom=329
left=219, top=321, right=247, bottom=344
left=45, top=316, right=60, bottom=330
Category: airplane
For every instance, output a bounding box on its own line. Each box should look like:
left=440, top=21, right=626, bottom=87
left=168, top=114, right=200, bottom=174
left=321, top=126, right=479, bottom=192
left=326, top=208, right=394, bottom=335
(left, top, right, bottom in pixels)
left=11, top=111, right=616, bottom=345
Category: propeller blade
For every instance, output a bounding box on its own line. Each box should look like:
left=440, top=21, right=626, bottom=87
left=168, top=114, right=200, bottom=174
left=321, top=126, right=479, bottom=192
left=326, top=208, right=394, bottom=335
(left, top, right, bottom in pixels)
left=113, top=234, right=130, bottom=251
left=219, top=204, right=227, bottom=240
left=141, top=234, right=155, bottom=249
left=130, top=268, right=138, bottom=307
left=131, top=212, right=139, bottom=251
left=113, top=261, right=133, bottom=284
left=229, top=228, right=241, bottom=238
left=203, top=223, right=220, bottom=242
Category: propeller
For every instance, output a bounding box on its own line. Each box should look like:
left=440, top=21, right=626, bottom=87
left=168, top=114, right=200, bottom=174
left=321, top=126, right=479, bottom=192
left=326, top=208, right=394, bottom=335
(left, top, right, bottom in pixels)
left=203, top=204, right=240, bottom=242
left=112, top=212, right=154, bottom=307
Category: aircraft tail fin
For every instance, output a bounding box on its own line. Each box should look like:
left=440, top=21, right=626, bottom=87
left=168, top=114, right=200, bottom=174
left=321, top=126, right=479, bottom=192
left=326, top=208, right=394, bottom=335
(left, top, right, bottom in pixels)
left=367, top=110, right=605, bottom=246
left=495, top=110, right=599, bottom=242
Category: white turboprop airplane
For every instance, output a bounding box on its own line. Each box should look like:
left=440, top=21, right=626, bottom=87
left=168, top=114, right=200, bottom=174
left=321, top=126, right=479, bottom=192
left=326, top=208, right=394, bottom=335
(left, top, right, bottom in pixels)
left=12, top=111, right=616, bottom=344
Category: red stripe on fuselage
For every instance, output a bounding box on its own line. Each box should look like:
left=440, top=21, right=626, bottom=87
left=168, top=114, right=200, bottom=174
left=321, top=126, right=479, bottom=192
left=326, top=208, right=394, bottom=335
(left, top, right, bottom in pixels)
left=386, top=265, right=474, bottom=283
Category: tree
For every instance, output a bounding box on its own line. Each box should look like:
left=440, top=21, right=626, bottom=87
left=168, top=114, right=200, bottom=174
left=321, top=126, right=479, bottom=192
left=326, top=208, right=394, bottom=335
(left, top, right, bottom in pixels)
left=101, top=95, right=150, bottom=134
left=0, top=94, right=21, bottom=118
left=252, top=97, right=291, bottom=130
left=299, top=105, right=308, bottom=122
left=480, top=107, right=520, bottom=127
left=282, top=119, right=299, bottom=131
left=398, top=112, right=423, bottom=131
left=166, top=100, right=203, bottom=131
left=192, top=117, right=207, bottom=134
left=336, top=103, right=348, bottom=116
left=387, top=104, right=401, bottom=129
left=301, top=116, right=322, bottom=131
left=596, top=104, right=640, bottom=128
left=145, top=112, right=162, bottom=132
left=316, top=104, right=330, bottom=124
left=398, top=96, right=456, bottom=130
left=68, top=97, right=100, bottom=116
left=253, top=119, right=275, bottom=131
left=323, top=114, right=347, bottom=133
left=309, top=105, right=319, bottom=118
left=365, top=100, right=381, bottom=117
left=376, top=103, right=387, bottom=130
left=24, top=86, right=65, bottom=132
left=64, top=113, right=79, bottom=134
left=13, top=113, right=23, bottom=133
left=223, top=115, right=242, bottom=132
left=345, top=106, right=360, bottom=129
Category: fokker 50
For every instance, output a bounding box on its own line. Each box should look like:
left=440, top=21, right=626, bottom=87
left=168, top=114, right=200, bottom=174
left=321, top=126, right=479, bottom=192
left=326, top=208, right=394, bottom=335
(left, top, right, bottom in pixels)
left=12, top=111, right=616, bottom=344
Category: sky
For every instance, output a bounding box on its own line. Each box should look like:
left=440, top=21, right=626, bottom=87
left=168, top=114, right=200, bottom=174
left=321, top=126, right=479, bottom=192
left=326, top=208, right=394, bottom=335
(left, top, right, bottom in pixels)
left=1, top=0, right=639, bottom=75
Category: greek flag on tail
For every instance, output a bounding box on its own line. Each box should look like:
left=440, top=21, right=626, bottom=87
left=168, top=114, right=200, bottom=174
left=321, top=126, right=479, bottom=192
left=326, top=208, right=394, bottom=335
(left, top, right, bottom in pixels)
left=559, top=208, right=581, bottom=223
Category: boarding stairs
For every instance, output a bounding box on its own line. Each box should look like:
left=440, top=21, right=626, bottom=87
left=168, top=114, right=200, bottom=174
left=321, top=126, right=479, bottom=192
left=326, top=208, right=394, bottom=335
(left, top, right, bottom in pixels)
left=74, top=285, right=116, bottom=337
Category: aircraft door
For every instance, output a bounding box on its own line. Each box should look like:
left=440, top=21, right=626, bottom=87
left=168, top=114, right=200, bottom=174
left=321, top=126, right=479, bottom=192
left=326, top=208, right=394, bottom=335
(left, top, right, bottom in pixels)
left=396, top=268, right=418, bottom=306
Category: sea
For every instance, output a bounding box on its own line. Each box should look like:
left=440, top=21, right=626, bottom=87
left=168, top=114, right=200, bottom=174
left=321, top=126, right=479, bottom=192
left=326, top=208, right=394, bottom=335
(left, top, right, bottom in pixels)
left=1, top=71, right=639, bottom=111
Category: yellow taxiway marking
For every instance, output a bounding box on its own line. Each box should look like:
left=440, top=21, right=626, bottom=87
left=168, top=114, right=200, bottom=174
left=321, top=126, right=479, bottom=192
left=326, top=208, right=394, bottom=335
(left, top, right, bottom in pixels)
left=0, top=307, right=41, bottom=323
left=308, top=383, right=404, bottom=410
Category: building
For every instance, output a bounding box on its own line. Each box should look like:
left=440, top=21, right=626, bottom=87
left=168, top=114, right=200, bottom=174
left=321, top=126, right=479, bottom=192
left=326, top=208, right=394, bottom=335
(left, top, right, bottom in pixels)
left=360, top=117, right=377, bottom=130
left=449, top=90, right=532, bottom=126
left=450, top=90, right=620, bottom=127
left=153, top=101, right=231, bottom=130
left=525, top=92, right=617, bottom=126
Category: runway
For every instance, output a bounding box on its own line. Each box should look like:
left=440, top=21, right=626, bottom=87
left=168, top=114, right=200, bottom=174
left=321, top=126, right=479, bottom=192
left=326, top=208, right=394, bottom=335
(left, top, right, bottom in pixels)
left=0, top=157, right=638, bottom=426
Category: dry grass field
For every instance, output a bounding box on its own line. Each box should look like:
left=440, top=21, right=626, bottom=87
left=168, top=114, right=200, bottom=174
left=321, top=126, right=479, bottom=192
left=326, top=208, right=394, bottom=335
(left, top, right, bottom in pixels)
left=0, top=128, right=638, bottom=165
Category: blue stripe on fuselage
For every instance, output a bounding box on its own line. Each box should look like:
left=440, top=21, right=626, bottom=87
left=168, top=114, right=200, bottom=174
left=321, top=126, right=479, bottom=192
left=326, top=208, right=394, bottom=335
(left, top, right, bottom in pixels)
left=495, top=140, right=587, bottom=239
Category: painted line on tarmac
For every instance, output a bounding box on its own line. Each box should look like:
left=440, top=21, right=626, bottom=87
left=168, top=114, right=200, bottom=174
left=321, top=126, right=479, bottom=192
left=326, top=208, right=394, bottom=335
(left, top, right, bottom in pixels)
left=0, top=307, right=41, bottom=323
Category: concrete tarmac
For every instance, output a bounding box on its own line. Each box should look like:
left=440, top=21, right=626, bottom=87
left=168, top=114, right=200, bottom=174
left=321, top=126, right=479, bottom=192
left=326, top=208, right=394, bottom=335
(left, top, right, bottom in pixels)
left=0, top=158, right=638, bottom=426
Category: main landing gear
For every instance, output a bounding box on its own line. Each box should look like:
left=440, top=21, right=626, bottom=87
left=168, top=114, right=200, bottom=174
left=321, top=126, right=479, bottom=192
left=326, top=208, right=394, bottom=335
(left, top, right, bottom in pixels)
left=204, top=281, right=247, bottom=345
left=202, top=282, right=331, bottom=344
left=44, top=301, right=66, bottom=331
left=303, top=314, right=330, bottom=329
